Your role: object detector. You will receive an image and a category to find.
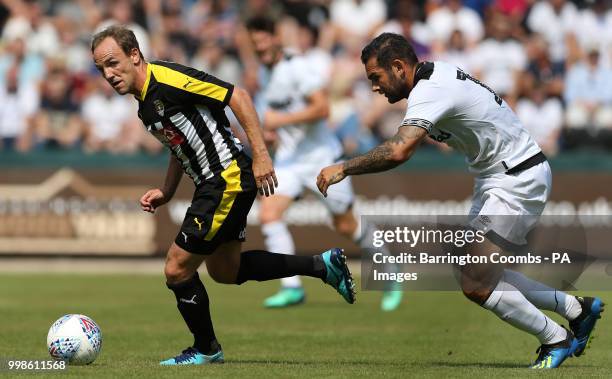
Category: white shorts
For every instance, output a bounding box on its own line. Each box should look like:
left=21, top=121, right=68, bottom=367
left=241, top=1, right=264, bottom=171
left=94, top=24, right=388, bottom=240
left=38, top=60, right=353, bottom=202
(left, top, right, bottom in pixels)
left=469, top=161, right=552, bottom=247
left=274, top=158, right=355, bottom=215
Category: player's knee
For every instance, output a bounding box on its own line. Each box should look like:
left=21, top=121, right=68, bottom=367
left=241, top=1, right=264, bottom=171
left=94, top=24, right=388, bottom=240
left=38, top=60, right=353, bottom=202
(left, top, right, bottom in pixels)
left=461, top=284, right=494, bottom=305
left=164, top=262, right=194, bottom=285
left=259, top=207, right=282, bottom=224
left=333, top=216, right=357, bottom=238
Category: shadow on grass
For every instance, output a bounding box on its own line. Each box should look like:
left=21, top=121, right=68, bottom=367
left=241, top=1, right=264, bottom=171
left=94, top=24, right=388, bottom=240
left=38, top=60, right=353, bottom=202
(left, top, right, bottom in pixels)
left=228, top=359, right=404, bottom=367
left=435, top=361, right=526, bottom=369
left=228, top=359, right=528, bottom=369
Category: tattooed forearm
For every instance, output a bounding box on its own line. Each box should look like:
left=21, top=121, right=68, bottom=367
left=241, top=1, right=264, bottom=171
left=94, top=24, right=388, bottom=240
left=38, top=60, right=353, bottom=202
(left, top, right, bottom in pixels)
left=342, top=140, right=403, bottom=175
left=341, top=126, right=425, bottom=176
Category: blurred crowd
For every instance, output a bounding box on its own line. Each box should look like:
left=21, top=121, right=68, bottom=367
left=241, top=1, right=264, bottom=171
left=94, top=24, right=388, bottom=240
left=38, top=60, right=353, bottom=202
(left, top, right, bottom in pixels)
left=0, top=0, right=611, bottom=158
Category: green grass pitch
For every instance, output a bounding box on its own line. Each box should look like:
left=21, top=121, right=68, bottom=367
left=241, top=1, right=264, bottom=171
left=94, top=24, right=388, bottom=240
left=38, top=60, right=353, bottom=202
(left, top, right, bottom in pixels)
left=1, top=273, right=610, bottom=378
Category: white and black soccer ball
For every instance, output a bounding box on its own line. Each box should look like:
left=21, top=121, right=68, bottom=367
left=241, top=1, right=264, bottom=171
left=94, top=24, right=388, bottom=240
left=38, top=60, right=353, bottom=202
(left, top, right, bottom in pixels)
left=47, top=314, right=102, bottom=365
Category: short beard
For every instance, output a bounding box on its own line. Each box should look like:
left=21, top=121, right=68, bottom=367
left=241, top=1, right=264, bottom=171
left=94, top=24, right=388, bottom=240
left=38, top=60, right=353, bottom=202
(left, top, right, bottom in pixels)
left=385, top=93, right=403, bottom=104
left=384, top=70, right=409, bottom=103
left=386, top=82, right=407, bottom=103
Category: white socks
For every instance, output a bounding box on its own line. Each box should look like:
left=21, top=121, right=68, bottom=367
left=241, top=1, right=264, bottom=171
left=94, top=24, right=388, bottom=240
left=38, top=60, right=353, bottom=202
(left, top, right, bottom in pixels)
left=262, top=221, right=302, bottom=288
left=503, top=269, right=582, bottom=321
left=483, top=279, right=568, bottom=345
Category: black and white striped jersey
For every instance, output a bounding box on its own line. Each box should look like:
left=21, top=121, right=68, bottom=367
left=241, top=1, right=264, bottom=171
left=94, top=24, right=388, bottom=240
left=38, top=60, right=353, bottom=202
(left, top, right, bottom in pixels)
left=136, top=60, right=243, bottom=185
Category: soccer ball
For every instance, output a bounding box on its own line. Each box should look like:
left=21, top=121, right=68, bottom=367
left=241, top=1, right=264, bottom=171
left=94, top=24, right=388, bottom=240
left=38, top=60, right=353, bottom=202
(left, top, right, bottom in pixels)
left=47, top=314, right=102, bottom=365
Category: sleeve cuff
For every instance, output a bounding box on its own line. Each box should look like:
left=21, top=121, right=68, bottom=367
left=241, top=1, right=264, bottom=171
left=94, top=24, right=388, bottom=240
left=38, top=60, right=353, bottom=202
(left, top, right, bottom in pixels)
left=401, top=118, right=433, bottom=133
left=223, top=84, right=235, bottom=107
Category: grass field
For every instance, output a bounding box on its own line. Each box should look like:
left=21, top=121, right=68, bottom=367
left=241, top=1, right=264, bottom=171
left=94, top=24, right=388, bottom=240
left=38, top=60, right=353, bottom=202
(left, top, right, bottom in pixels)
left=1, top=273, right=610, bottom=378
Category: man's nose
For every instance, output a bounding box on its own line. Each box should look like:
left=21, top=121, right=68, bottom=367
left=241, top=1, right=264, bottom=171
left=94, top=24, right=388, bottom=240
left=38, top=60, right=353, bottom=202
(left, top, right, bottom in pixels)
left=103, top=68, right=114, bottom=80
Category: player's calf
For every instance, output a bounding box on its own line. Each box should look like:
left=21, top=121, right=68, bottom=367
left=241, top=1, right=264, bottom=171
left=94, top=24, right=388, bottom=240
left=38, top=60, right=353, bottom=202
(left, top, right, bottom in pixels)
left=459, top=264, right=502, bottom=305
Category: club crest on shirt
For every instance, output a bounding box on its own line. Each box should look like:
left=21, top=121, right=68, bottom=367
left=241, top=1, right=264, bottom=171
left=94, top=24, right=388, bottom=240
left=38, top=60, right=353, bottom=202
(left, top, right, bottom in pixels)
left=153, top=99, right=165, bottom=117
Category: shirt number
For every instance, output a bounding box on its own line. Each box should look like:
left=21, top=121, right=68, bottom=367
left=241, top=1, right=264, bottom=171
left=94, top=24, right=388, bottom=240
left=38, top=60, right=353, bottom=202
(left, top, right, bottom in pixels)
left=456, top=70, right=502, bottom=106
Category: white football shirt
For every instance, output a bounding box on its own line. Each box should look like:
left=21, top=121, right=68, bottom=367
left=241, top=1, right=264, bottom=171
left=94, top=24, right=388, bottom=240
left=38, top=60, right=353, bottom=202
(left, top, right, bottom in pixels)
left=402, top=61, right=541, bottom=174
left=259, top=52, right=342, bottom=163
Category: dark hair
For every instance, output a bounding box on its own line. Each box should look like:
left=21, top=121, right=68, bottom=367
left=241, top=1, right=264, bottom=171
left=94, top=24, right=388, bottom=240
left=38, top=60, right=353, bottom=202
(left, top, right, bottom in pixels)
left=361, top=33, right=418, bottom=69
left=299, top=22, right=319, bottom=45
left=91, top=25, right=144, bottom=60
left=245, top=16, right=276, bottom=34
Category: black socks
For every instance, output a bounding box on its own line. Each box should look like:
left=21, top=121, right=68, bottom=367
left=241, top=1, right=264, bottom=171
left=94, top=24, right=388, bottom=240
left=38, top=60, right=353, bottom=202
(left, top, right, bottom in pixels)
left=235, top=250, right=326, bottom=285
left=167, top=272, right=220, bottom=355
left=168, top=252, right=328, bottom=352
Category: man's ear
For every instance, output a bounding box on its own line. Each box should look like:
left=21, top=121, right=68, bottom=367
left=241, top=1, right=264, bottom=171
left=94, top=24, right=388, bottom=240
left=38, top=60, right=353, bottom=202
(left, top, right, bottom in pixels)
left=131, top=48, right=141, bottom=65
left=391, top=59, right=405, bottom=78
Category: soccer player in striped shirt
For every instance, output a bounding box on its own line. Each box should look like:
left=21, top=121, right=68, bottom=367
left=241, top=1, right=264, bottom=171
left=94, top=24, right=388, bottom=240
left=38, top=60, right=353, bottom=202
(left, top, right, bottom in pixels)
left=92, top=25, right=355, bottom=366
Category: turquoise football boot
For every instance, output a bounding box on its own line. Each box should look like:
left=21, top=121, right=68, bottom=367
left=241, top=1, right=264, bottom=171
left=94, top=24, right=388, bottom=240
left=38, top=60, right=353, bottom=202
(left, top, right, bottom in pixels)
left=569, top=296, right=604, bottom=356
left=264, top=287, right=306, bottom=308
left=160, top=347, right=224, bottom=365
left=381, top=280, right=403, bottom=312
left=531, top=329, right=578, bottom=369
left=320, top=248, right=356, bottom=304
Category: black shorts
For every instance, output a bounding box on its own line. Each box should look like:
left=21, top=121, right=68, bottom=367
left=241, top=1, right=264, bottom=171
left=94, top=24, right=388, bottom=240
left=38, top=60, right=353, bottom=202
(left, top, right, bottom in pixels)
left=174, top=153, right=257, bottom=255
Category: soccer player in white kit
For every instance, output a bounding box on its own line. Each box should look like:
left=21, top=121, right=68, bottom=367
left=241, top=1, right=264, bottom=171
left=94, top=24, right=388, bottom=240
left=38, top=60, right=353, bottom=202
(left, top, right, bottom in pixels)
left=317, top=33, right=603, bottom=369
left=247, top=17, right=403, bottom=310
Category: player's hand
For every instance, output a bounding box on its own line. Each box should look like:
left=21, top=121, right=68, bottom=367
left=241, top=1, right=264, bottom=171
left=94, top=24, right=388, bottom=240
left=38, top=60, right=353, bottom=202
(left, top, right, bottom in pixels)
left=252, top=150, right=278, bottom=197
left=317, top=163, right=346, bottom=197
left=263, top=110, right=285, bottom=130
left=139, top=188, right=169, bottom=213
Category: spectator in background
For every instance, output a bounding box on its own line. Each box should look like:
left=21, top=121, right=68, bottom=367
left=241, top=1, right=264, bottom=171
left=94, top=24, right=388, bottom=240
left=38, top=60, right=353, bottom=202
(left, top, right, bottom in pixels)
left=330, top=0, right=387, bottom=43
left=526, top=0, right=578, bottom=64
left=435, top=29, right=475, bottom=73
left=55, top=16, right=91, bottom=76
left=200, top=0, right=240, bottom=52
left=574, top=0, right=612, bottom=68
left=21, top=0, right=60, bottom=57
left=19, top=58, right=83, bottom=151
left=191, top=39, right=242, bottom=86
left=81, top=76, right=143, bottom=154
left=492, top=0, right=530, bottom=43
left=463, top=0, right=493, bottom=18
left=376, top=0, right=431, bottom=59
left=521, top=34, right=565, bottom=99
left=278, top=0, right=334, bottom=52
left=516, top=80, right=563, bottom=156
left=564, top=45, right=612, bottom=130
left=96, top=0, right=151, bottom=58
left=426, top=0, right=484, bottom=54
left=1, top=0, right=610, bottom=156
left=239, top=0, right=285, bottom=22
left=1, top=0, right=60, bottom=58
left=492, top=0, right=529, bottom=19
left=0, top=36, right=43, bottom=88
left=149, top=32, right=187, bottom=63
left=0, top=63, right=38, bottom=151
left=296, top=22, right=332, bottom=81
left=160, top=4, right=199, bottom=59
left=472, top=11, right=526, bottom=102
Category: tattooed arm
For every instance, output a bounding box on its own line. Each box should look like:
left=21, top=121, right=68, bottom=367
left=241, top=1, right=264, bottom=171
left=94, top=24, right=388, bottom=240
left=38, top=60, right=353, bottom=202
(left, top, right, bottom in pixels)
left=343, top=126, right=428, bottom=175
left=316, top=126, right=428, bottom=196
